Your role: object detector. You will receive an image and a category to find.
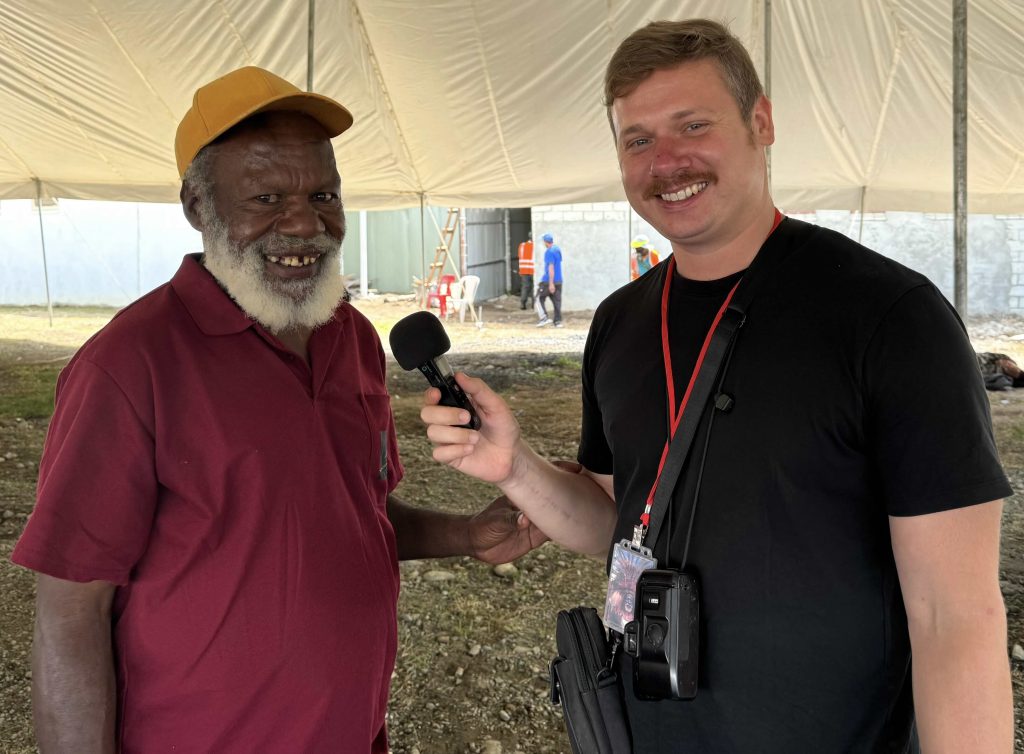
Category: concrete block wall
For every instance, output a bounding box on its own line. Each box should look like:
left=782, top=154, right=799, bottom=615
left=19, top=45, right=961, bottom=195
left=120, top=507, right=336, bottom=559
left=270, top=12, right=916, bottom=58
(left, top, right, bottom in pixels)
left=533, top=202, right=1024, bottom=316
left=1005, top=217, right=1024, bottom=312
left=532, top=202, right=633, bottom=312
left=790, top=210, right=1022, bottom=315
left=4, top=198, right=1022, bottom=315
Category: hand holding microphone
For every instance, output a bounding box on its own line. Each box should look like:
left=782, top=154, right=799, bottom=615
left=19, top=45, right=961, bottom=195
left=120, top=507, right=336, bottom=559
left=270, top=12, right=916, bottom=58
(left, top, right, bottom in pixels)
left=389, top=311, right=480, bottom=430
left=391, top=311, right=522, bottom=484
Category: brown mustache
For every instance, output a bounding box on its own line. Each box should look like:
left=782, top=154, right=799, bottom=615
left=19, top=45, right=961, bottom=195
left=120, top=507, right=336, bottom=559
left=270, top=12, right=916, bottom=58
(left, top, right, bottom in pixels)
left=644, top=172, right=715, bottom=200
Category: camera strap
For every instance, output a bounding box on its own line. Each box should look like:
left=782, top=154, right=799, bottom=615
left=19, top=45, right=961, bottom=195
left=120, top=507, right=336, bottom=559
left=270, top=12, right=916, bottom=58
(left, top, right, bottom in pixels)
left=636, top=210, right=791, bottom=558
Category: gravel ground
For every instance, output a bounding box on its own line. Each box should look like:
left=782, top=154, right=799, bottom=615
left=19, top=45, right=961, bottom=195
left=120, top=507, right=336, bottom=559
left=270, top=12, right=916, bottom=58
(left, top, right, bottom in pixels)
left=1, top=301, right=1023, bottom=753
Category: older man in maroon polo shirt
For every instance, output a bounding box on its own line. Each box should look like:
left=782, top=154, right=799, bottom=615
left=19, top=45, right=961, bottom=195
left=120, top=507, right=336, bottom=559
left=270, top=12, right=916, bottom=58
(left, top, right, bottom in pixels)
left=11, top=67, right=540, bottom=753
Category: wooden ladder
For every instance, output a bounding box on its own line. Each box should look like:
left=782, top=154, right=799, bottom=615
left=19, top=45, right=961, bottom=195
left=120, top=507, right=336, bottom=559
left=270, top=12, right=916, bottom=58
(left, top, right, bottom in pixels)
left=418, top=207, right=462, bottom=307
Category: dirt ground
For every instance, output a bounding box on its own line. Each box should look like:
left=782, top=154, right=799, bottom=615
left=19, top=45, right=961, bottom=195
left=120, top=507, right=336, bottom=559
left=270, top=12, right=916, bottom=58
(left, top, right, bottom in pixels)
left=1, top=299, right=1023, bottom=753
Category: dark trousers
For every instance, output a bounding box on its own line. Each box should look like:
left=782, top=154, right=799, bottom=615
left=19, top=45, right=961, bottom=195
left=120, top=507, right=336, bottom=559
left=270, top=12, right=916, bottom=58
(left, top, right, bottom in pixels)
left=519, top=274, right=534, bottom=308
left=538, top=282, right=562, bottom=323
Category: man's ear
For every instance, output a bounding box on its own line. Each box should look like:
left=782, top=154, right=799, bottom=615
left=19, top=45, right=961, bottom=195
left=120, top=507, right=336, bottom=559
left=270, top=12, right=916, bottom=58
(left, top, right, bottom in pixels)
left=752, top=94, right=775, bottom=147
left=180, top=182, right=205, bottom=233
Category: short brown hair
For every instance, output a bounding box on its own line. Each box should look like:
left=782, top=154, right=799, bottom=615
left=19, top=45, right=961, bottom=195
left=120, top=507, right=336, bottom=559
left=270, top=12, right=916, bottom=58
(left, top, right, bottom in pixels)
left=604, top=19, right=764, bottom=128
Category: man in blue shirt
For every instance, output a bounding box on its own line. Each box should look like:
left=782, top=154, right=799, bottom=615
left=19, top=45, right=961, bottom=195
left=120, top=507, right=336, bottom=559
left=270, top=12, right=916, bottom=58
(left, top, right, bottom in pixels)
left=535, top=232, right=564, bottom=327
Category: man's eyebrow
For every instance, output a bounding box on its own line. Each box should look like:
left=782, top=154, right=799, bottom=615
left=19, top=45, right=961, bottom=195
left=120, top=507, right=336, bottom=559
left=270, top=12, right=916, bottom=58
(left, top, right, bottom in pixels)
left=668, top=109, right=700, bottom=121
left=617, top=123, right=648, bottom=141
left=617, top=109, right=703, bottom=142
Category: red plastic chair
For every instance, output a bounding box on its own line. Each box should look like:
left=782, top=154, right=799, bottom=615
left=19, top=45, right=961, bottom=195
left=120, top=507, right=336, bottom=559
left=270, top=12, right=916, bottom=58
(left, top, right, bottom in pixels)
left=426, top=274, right=458, bottom=318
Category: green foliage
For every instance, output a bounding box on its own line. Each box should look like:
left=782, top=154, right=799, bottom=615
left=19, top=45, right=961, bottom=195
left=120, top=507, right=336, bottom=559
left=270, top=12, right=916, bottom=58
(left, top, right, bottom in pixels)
left=0, top=365, right=60, bottom=420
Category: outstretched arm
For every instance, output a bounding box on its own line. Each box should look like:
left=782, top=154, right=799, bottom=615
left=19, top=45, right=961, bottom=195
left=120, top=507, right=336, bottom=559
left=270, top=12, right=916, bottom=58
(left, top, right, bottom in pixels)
left=387, top=492, right=547, bottom=564
left=32, top=574, right=117, bottom=754
left=890, top=500, right=1012, bottom=753
left=421, top=372, right=618, bottom=557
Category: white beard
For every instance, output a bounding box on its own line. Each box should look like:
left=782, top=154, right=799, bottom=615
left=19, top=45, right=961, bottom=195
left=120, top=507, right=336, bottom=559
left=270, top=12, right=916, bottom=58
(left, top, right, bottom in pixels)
left=200, top=214, right=346, bottom=333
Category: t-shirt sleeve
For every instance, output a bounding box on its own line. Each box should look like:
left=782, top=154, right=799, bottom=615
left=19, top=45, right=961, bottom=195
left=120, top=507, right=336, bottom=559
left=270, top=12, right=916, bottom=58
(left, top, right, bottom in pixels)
left=864, top=284, right=1012, bottom=516
left=11, top=358, right=158, bottom=584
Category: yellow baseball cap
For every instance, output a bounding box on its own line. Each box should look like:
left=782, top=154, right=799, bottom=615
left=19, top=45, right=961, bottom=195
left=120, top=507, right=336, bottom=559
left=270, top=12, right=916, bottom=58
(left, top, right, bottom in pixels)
left=174, top=66, right=354, bottom=177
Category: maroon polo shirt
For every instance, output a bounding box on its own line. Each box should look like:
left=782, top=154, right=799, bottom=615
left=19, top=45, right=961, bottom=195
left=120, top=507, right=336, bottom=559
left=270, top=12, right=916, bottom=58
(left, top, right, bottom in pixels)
left=13, top=255, right=403, bottom=753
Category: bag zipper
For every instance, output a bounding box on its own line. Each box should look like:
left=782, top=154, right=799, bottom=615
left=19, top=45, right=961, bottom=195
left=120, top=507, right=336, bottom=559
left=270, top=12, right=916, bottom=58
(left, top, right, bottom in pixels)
left=567, top=609, right=603, bottom=692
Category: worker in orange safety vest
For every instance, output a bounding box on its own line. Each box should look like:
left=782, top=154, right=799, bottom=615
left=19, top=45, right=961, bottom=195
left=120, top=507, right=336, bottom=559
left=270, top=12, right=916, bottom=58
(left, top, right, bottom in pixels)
left=517, top=234, right=535, bottom=309
left=630, top=234, right=661, bottom=280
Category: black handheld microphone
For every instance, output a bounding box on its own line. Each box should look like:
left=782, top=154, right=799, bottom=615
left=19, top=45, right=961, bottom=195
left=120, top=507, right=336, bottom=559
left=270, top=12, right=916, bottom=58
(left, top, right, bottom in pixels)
left=389, top=311, right=481, bottom=430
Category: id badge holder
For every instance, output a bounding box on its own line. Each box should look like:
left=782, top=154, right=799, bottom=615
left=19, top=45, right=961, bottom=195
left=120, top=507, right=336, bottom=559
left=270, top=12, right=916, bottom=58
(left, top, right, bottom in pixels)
left=603, top=536, right=658, bottom=634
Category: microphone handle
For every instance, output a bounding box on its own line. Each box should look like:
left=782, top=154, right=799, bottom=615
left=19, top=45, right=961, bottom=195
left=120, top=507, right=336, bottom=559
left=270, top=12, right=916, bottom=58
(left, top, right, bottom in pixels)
left=418, top=362, right=482, bottom=430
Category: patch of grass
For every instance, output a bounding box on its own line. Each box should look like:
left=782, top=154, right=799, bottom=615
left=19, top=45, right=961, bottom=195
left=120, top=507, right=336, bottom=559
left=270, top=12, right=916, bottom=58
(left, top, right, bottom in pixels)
left=530, top=357, right=582, bottom=382
left=0, top=364, right=60, bottom=419
left=1009, top=425, right=1024, bottom=445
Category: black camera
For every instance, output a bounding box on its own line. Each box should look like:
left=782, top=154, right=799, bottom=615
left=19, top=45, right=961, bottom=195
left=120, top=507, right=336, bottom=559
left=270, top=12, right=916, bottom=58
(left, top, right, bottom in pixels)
left=622, top=569, right=700, bottom=700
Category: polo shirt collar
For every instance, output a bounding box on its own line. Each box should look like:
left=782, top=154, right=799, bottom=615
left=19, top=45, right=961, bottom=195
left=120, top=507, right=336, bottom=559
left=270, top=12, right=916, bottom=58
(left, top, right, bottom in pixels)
left=170, top=254, right=353, bottom=345
left=171, top=254, right=256, bottom=336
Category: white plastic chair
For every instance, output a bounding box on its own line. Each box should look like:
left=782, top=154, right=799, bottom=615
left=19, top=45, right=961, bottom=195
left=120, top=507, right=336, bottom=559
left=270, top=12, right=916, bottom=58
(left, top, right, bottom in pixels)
left=450, top=275, right=480, bottom=323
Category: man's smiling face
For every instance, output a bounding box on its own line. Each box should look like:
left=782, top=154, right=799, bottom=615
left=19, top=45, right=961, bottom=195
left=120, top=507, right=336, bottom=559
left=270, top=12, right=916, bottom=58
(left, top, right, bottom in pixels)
left=194, top=112, right=348, bottom=332
left=612, top=59, right=774, bottom=258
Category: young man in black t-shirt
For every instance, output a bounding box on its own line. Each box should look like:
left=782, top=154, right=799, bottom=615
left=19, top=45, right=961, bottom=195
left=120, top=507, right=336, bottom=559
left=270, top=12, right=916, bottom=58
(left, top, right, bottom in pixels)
left=422, top=19, right=1013, bottom=753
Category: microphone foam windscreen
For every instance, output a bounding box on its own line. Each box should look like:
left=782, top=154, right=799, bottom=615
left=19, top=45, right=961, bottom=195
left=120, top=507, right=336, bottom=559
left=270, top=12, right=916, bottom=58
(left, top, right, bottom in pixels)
left=389, top=311, right=452, bottom=371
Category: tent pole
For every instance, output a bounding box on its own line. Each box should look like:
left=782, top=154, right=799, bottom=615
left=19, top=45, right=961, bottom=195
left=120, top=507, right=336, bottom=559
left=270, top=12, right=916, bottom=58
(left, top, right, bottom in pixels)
left=764, top=0, right=772, bottom=190
left=136, top=203, right=142, bottom=296
left=34, top=178, right=54, bottom=327
left=359, top=210, right=368, bottom=297
left=503, top=209, right=511, bottom=295
left=627, top=208, right=633, bottom=280
left=420, top=193, right=426, bottom=301
left=459, top=208, right=467, bottom=278
left=953, top=0, right=967, bottom=315
left=306, top=0, right=316, bottom=91
left=858, top=186, right=867, bottom=245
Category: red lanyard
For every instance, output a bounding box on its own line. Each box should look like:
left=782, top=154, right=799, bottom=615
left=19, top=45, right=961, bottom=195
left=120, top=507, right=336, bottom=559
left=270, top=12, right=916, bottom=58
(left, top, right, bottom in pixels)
left=638, top=210, right=783, bottom=530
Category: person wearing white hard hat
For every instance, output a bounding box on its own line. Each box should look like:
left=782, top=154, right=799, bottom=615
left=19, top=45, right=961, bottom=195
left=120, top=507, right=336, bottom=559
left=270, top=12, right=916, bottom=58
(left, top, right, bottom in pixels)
left=629, top=234, right=661, bottom=280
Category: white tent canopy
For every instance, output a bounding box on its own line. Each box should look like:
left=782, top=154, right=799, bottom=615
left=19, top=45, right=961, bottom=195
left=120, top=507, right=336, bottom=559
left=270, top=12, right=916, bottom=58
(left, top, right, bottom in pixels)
left=1, top=0, right=1022, bottom=212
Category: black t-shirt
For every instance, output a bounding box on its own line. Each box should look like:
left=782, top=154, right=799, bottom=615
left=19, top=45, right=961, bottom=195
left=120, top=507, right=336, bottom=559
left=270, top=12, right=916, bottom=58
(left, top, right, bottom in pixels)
left=578, top=218, right=1011, bottom=753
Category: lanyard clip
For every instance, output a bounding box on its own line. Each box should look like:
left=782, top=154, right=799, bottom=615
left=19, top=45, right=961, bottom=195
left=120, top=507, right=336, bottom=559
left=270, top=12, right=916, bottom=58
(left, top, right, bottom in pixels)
left=631, top=524, right=646, bottom=549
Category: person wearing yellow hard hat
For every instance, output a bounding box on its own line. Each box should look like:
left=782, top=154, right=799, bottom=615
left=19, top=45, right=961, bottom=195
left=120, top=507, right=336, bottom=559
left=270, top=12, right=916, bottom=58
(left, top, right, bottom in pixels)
left=630, top=233, right=661, bottom=280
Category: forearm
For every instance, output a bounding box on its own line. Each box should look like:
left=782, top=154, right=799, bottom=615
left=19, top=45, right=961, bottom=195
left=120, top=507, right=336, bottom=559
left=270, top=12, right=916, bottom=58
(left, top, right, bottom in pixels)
left=386, top=494, right=472, bottom=559
left=32, top=600, right=116, bottom=753
left=420, top=372, right=615, bottom=558
left=498, top=442, right=616, bottom=557
left=908, top=604, right=1012, bottom=752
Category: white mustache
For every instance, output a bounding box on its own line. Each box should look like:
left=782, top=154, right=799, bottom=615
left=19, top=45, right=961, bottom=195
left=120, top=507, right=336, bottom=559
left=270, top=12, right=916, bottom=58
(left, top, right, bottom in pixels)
left=251, top=233, right=340, bottom=258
